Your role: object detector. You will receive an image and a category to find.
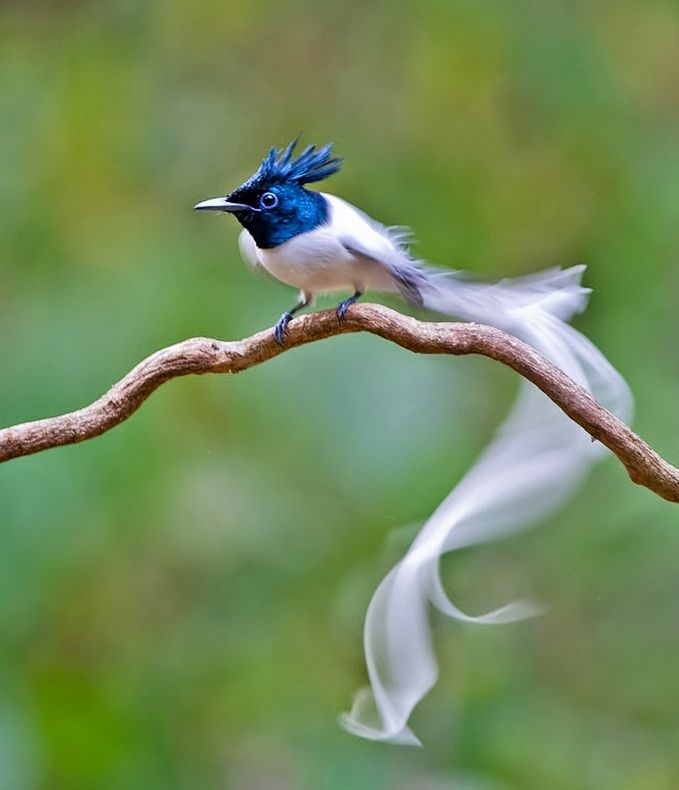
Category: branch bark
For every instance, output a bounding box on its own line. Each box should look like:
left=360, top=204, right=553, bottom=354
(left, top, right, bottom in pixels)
left=1, top=304, right=677, bottom=503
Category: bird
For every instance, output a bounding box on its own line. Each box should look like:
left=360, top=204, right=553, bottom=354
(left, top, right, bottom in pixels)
left=194, top=138, right=438, bottom=343
left=194, top=140, right=633, bottom=745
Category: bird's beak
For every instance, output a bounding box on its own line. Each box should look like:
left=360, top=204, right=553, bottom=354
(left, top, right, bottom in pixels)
left=193, top=196, right=253, bottom=212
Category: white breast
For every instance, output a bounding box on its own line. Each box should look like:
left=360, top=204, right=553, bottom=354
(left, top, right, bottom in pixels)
left=257, top=226, right=359, bottom=293
left=237, top=193, right=407, bottom=296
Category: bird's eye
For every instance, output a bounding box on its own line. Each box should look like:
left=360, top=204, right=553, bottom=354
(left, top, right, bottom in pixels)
left=260, top=192, right=278, bottom=209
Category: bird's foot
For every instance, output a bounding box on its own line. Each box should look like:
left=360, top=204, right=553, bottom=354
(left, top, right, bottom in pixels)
left=274, top=311, right=293, bottom=345
left=336, top=293, right=362, bottom=321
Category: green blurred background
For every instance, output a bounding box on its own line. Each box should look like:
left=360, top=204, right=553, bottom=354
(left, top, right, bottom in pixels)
left=1, top=1, right=678, bottom=787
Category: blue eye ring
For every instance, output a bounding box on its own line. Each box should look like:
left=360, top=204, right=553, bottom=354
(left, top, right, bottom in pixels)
left=260, top=191, right=278, bottom=209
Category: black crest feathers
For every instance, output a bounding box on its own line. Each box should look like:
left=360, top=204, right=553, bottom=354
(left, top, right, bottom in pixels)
left=253, top=138, right=343, bottom=186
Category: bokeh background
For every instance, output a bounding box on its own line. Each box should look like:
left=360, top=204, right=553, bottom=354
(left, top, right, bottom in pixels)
left=1, top=1, right=678, bottom=787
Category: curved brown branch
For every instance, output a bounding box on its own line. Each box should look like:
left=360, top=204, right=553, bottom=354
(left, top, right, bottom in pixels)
left=0, top=304, right=677, bottom=502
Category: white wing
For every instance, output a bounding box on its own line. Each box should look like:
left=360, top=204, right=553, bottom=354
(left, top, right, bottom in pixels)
left=322, top=193, right=426, bottom=305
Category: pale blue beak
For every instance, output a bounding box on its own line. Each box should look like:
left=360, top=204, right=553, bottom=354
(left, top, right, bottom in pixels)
left=193, top=196, right=255, bottom=212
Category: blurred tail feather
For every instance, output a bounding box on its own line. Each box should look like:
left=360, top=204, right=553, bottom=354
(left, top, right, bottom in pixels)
left=342, top=264, right=632, bottom=744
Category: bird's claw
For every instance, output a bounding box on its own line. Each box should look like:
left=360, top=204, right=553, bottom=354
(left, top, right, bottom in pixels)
left=274, top=312, right=293, bottom=345
left=336, top=299, right=353, bottom=322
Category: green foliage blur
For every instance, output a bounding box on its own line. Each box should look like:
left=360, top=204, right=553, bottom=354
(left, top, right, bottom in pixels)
left=1, top=1, right=678, bottom=787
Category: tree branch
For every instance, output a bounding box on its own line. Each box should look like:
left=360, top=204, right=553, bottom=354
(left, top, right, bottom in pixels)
left=1, top=304, right=677, bottom=503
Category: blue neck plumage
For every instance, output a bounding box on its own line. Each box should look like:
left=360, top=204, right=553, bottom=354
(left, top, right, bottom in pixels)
left=237, top=186, right=329, bottom=249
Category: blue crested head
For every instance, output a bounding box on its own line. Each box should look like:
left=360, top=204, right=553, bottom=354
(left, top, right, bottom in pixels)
left=194, top=139, right=342, bottom=249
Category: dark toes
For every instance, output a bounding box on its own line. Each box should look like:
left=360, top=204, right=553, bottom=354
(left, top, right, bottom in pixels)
left=274, top=312, right=292, bottom=345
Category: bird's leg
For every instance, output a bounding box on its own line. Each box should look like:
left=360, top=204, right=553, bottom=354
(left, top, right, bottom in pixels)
left=336, top=289, right=364, bottom=321
left=274, top=292, right=311, bottom=345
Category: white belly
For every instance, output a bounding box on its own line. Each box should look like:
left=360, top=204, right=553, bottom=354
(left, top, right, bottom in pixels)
left=258, top=228, right=361, bottom=293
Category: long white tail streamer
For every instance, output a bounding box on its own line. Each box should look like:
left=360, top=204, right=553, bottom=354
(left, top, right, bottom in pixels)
left=340, top=265, right=633, bottom=745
